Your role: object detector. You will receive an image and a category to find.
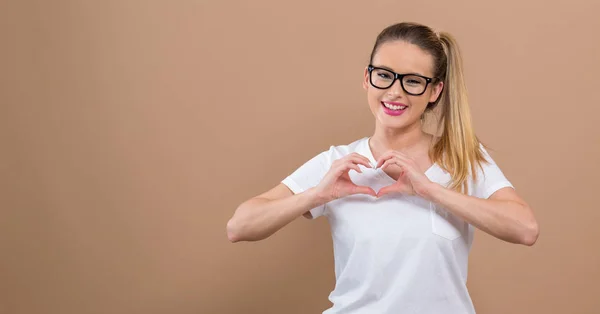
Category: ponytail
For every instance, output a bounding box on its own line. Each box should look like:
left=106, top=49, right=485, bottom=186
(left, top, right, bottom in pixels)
left=430, top=32, right=487, bottom=194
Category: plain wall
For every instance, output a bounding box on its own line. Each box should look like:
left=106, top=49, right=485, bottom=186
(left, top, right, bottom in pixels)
left=1, top=0, right=599, bottom=313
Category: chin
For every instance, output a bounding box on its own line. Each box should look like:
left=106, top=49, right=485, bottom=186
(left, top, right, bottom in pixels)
left=378, top=114, right=419, bottom=129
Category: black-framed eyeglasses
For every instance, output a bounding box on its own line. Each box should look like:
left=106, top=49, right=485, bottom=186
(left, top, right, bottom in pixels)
left=367, top=65, right=435, bottom=96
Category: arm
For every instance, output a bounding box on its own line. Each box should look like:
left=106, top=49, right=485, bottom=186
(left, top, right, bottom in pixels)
left=227, top=152, right=376, bottom=243
left=226, top=184, right=326, bottom=243
left=423, top=184, right=539, bottom=246
left=375, top=148, right=539, bottom=246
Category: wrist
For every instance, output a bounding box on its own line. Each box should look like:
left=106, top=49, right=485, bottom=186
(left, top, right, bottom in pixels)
left=306, top=187, right=331, bottom=206
left=418, top=182, right=444, bottom=201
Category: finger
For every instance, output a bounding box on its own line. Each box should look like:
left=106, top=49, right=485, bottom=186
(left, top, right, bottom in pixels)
left=389, top=153, right=417, bottom=170
left=344, top=162, right=362, bottom=174
left=349, top=157, right=373, bottom=169
left=381, top=156, right=414, bottom=174
left=377, top=185, right=398, bottom=197
left=351, top=152, right=371, bottom=162
left=335, top=162, right=361, bottom=175
left=348, top=154, right=373, bottom=168
left=351, top=185, right=377, bottom=197
left=375, top=153, right=394, bottom=168
left=333, top=162, right=357, bottom=176
left=340, top=155, right=371, bottom=170
left=380, top=158, right=402, bottom=171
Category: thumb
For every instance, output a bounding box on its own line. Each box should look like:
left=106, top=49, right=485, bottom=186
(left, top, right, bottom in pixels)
left=352, top=185, right=377, bottom=197
left=377, top=185, right=398, bottom=198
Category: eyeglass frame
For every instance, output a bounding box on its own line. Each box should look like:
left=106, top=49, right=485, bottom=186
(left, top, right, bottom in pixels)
left=367, top=64, right=437, bottom=96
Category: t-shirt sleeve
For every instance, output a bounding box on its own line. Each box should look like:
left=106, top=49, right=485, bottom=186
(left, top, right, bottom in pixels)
left=281, top=146, right=333, bottom=219
left=470, top=144, right=515, bottom=199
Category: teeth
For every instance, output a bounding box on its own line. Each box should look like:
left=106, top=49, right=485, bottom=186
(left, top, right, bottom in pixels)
left=383, top=103, right=407, bottom=110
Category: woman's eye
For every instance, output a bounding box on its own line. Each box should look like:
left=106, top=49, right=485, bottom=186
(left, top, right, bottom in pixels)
left=378, top=73, right=392, bottom=79
left=406, top=79, right=423, bottom=85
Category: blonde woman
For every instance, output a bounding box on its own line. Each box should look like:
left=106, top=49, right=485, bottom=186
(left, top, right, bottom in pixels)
left=227, top=22, right=539, bottom=314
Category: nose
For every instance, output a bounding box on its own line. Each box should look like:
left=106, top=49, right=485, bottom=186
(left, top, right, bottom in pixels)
left=387, top=78, right=405, bottom=97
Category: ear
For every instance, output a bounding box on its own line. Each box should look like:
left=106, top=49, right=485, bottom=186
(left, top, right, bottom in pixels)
left=429, top=81, right=444, bottom=103
left=363, top=66, right=369, bottom=90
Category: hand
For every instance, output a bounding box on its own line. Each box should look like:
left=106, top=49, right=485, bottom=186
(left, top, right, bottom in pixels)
left=375, top=150, right=435, bottom=198
left=315, top=153, right=377, bottom=202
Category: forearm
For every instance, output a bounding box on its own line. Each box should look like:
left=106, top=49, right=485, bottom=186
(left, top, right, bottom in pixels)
left=227, top=187, right=325, bottom=242
left=423, top=183, right=538, bottom=245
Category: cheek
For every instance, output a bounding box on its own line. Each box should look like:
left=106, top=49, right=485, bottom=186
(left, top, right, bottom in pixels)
left=367, top=91, right=383, bottom=109
left=367, top=89, right=384, bottom=102
left=410, top=94, right=430, bottom=108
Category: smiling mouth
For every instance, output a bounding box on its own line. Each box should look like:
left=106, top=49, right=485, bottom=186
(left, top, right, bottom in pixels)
left=381, top=102, right=408, bottom=110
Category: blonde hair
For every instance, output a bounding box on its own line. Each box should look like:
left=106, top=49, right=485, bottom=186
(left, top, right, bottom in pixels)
left=369, top=22, right=488, bottom=194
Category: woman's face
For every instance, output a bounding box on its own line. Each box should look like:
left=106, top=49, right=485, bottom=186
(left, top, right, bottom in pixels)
left=363, top=40, right=444, bottom=131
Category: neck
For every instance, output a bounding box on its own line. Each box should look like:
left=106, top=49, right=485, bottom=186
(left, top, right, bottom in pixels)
left=370, top=121, right=430, bottom=153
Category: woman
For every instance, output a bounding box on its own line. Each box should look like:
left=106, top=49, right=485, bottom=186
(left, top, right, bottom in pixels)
left=226, top=22, right=539, bottom=314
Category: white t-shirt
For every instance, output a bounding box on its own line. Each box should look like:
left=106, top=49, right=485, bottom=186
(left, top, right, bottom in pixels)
left=281, top=136, right=514, bottom=314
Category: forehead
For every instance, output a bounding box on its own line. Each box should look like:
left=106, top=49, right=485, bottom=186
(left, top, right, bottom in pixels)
left=371, top=40, right=435, bottom=77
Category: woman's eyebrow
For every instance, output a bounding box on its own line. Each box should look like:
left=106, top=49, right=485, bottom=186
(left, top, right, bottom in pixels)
left=372, top=64, right=427, bottom=77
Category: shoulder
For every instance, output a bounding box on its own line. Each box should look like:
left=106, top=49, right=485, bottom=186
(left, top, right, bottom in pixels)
left=320, top=136, right=368, bottom=160
left=470, top=142, right=514, bottom=198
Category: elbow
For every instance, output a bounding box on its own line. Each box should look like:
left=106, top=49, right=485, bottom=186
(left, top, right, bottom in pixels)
left=227, top=203, right=250, bottom=243
left=226, top=218, right=243, bottom=243
left=227, top=218, right=271, bottom=243
left=520, top=219, right=540, bottom=246
left=226, top=216, right=264, bottom=243
left=227, top=200, right=276, bottom=243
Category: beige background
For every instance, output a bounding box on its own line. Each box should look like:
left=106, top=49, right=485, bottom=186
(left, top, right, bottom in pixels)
left=1, top=1, right=599, bottom=313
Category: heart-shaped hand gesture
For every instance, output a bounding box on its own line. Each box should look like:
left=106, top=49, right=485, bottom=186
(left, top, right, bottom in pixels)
left=375, top=150, right=435, bottom=198
left=314, top=153, right=378, bottom=202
